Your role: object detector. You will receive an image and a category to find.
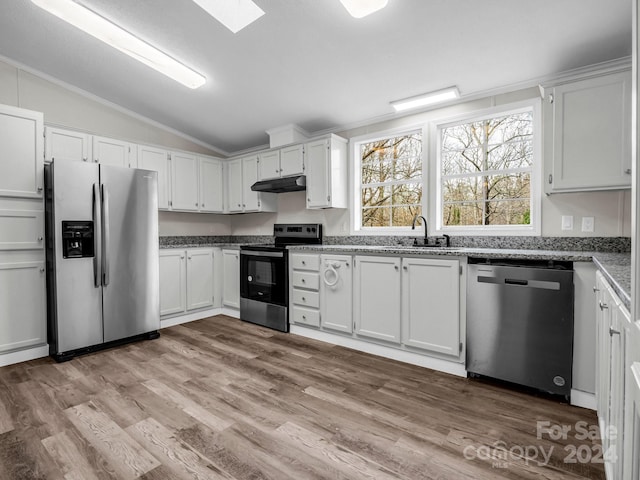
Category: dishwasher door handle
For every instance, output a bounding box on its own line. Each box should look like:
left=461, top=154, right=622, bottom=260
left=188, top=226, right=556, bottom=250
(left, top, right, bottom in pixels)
left=477, top=275, right=561, bottom=290
left=505, top=278, right=528, bottom=286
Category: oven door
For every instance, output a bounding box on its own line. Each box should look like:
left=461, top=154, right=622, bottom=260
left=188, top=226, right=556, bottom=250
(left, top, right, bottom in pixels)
left=240, top=250, right=287, bottom=307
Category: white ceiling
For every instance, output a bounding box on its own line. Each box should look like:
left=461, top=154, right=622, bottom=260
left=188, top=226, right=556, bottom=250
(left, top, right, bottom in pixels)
left=0, top=0, right=632, bottom=155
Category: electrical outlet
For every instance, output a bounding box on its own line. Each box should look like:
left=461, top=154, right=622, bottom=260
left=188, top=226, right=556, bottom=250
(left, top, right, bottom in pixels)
left=582, top=217, right=595, bottom=232
left=561, top=215, right=573, bottom=231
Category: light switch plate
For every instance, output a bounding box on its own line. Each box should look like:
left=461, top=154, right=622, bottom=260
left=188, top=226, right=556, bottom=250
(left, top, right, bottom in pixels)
left=561, top=215, right=573, bottom=231
left=582, top=216, right=595, bottom=232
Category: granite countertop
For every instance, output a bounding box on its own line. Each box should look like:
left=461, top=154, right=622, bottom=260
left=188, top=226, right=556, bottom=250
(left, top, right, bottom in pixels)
left=289, top=245, right=631, bottom=310
left=160, top=243, right=246, bottom=250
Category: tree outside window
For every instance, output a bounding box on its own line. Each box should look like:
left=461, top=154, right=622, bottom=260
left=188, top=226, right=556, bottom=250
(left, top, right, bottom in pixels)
left=360, top=133, right=422, bottom=228
left=440, top=111, right=533, bottom=227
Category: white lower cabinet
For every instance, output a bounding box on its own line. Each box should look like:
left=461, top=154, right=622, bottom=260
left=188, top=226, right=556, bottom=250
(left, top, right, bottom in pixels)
left=290, top=253, right=321, bottom=328
left=159, top=248, right=217, bottom=317
left=353, top=256, right=401, bottom=343
left=0, top=258, right=46, bottom=353
left=186, top=249, right=214, bottom=310
left=222, top=249, right=240, bottom=308
left=159, top=250, right=186, bottom=316
left=595, top=271, right=632, bottom=479
left=402, top=257, right=460, bottom=356
left=320, top=255, right=352, bottom=333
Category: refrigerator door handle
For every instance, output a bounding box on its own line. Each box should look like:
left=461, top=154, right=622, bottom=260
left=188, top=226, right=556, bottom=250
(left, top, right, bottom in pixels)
left=93, top=183, right=102, bottom=288
left=101, top=184, right=110, bottom=286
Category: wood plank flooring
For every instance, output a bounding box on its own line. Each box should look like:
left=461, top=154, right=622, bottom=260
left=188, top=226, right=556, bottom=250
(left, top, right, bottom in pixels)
left=0, top=315, right=604, bottom=479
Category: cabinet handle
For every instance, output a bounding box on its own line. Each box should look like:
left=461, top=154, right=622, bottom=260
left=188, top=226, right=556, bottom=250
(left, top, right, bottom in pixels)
left=548, top=174, right=552, bottom=184
left=599, top=301, right=608, bottom=310
left=593, top=286, right=599, bottom=293
left=195, top=203, right=198, bottom=207
left=302, top=315, right=307, bottom=320
left=301, top=278, right=306, bottom=283
left=38, top=236, right=43, bottom=242
left=202, top=204, right=205, bottom=208
left=394, top=265, right=399, bottom=271
left=625, top=169, right=632, bottom=175
left=302, top=297, right=306, bottom=301
left=301, top=260, right=306, bottom=265
left=242, top=204, right=246, bottom=208
left=40, top=267, right=45, bottom=273
left=327, top=195, right=331, bottom=201
left=609, top=327, right=620, bottom=336
left=37, top=186, right=43, bottom=192
left=237, top=203, right=241, bottom=207
left=188, top=256, right=192, bottom=260
left=82, top=157, right=88, bottom=162
left=180, top=255, right=185, bottom=259
left=403, top=265, right=407, bottom=270
left=307, top=198, right=311, bottom=202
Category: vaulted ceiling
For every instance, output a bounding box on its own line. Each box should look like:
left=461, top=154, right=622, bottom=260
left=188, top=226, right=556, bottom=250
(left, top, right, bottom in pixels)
left=0, top=0, right=632, bottom=155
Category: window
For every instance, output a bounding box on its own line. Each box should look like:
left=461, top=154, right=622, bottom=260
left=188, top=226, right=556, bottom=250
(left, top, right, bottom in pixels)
left=434, top=103, right=540, bottom=234
left=354, top=130, right=423, bottom=231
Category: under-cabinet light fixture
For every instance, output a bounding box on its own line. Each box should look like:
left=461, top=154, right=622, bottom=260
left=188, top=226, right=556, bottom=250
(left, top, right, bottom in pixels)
left=30, top=0, right=206, bottom=89
left=390, top=87, right=460, bottom=112
left=339, top=0, right=389, bottom=18
left=192, top=0, right=265, bottom=34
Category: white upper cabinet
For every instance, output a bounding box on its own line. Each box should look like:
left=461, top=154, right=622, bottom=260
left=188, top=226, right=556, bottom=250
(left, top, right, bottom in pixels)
left=258, top=150, right=281, bottom=180
left=257, top=144, right=305, bottom=181
left=544, top=69, right=631, bottom=193
left=92, top=135, right=136, bottom=168
left=171, top=151, right=199, bottom=212
left=280, top=144, right=305, bottom=177
left=199, top=156, right=224, bottom=213
left=138, top=145, right=170, bottom=210
left=0, top=105, right=43, bottom=199
left=226, top=156, right=277, bottom=213
left=44, top=126, right=91, bottom=163
left=305, top=135, right=347, bottom=209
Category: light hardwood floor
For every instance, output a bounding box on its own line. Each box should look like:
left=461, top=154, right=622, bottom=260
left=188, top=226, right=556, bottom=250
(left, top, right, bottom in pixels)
left=0, top=315, right=604, bottom=479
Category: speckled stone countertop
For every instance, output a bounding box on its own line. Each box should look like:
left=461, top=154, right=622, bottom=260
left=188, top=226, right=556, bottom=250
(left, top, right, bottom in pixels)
left=160, top=243, right=246, bottom=250
left=289, top=245, right=631, bottom=310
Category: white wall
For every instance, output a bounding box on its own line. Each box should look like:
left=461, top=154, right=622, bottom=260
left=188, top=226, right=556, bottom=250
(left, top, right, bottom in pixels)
left=231, top=86, right=631, bottom=237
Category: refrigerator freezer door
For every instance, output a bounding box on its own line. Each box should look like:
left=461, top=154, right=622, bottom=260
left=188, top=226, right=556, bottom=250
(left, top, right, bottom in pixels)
left=51, top=161, right=103, bottom=353
left=100, top=166, right=159, bottom=342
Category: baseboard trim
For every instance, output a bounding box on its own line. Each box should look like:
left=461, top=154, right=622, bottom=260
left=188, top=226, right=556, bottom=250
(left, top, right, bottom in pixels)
left=160, top=307, right=240, bottom=329
left=290, top=325, right=466, bottom=378
left=570, top=389, right=596, bottom=410
left=0, top=345, right=49, bottom=367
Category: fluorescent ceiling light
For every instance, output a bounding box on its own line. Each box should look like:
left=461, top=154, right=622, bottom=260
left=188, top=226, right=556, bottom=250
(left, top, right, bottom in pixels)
left=340, top=0, right=389, bottom=18
left=30, top=0, right=206, bottom=89
left=192, top=0, right=264, bottom=34
left=391, top=87, right=460, bottom=112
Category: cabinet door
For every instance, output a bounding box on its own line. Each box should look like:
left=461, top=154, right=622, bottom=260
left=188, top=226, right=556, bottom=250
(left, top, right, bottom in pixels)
left=608, top=303, right=628, bottom=479
left=159, top=250, right=186, bottom=316
left=45, top=127, right=91, bottom=163
left=199, top=157, right=224, bottom=212
left=320, top=255, right=352, bottom=333
left=186, top=249, right=214, bottom=310
left=243, top=156, right=260, bottom=211
left=0, top=105, right=44, bottom=199
left=138, top=145, right=170, bottom=210
left=92, top=136, right=134, bottom=168
left=280, top=144, right=305, bottom=177
left=305, top=139, right=330, bottom=208
left=226, top=159, right=244, bottom=213
left=353, top=256, right=401, bottom=343
left=0, top=260, right=46, bottom=353
left=171, top=151, right=199, bottom=211
left=222, top=250, right=240, bottom=308
left=596, top=273, right=614, bottom=420
left=401, top=257, right=460, bottom=356
left=0, top=210, right=44, bottom=250
left=258, top=150, right=281, bottom=180
left=547, top=71, right=631, bottom=192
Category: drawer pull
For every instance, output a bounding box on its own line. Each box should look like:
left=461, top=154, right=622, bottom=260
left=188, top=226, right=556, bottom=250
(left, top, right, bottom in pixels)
left=599, top=301, right=608, bottom=310
left=609, top=327, right=620, bottom=336
left=302, top=297, right=306, bottom=301
left=301, top=278, right=306, bottom=283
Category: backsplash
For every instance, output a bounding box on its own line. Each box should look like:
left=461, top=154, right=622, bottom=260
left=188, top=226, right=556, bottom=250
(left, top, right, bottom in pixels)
left=160, top=235, right=630, bottom=252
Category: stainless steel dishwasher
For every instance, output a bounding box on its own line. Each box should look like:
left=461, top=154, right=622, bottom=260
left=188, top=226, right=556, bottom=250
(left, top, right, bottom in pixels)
left=466, top=258, right=574, bottom=398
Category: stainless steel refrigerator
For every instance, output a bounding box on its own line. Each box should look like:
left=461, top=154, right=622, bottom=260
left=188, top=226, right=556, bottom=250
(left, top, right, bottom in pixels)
left=45, top=160, right=160, bottom=361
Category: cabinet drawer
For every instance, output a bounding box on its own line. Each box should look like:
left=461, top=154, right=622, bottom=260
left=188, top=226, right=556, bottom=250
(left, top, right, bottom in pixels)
left=292, top=306, right=320, bottom=327
left=292, top=289, right=319, bottom=308
left=292, top=271, right=319, bottom=290
left=291, top=254, right=319, bottom=271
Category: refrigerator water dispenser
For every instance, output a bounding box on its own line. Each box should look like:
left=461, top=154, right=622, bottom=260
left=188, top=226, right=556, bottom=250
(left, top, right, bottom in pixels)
left=62, top=221, right=94, bottom=258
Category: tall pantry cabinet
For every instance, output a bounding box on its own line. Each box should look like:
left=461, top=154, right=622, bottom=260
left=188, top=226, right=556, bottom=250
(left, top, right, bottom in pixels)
left=0, top=104, right=47, bottom=362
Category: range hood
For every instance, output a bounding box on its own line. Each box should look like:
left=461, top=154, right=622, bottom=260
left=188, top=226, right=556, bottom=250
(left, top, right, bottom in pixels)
left=251, top=175, right=306, bottom=193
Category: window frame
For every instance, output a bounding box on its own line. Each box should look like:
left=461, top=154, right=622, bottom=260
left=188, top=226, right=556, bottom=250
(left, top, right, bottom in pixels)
left=350, top=124, right=427, bottom=235
left=428, top=100, right=542, bottom=236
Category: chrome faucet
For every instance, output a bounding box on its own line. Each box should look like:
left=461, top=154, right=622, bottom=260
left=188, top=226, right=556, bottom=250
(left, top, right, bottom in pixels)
left=411, top=214, right=428, bottom=246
